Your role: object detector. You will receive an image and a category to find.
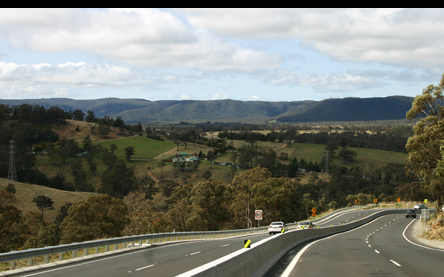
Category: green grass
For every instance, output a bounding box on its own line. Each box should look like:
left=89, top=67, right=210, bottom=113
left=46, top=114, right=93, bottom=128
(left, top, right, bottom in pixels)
left=286, top=143, right=407, bottom=167
left=95, top=136, right=176, bottom=160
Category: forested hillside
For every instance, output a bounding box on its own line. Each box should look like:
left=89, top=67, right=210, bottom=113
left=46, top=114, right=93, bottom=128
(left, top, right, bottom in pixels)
left=0, top=96, right=413, bottom=124
left=3, top=90, right=443, bottom=255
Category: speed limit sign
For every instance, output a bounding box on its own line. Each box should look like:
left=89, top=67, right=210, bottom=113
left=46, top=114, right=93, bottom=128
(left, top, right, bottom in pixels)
left=255, top=210, right=263, bottom=220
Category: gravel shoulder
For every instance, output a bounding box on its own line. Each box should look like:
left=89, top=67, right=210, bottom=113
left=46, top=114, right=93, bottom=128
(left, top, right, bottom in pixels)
left=410, top=219, right=444, bottom=249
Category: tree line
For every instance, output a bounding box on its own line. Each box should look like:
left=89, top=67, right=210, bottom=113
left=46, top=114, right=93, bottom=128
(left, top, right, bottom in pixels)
left=217, top=126, right=412, bottom=153
left=1, top=160, right=420, bottom=253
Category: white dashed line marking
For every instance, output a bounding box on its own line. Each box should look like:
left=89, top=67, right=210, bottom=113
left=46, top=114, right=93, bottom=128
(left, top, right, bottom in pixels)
left=136, top=264, right=155, bottom=271
left=190, top=251, right=201, bottom=256
left=390, top=260, right=401, bottom=267
left=375, top=250, right=380, bottom=254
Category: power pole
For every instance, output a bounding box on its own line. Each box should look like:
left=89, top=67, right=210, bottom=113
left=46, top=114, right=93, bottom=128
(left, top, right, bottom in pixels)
left=325, top=150, right=329, bottom=174
left=8, top=140, right=17, bottom=183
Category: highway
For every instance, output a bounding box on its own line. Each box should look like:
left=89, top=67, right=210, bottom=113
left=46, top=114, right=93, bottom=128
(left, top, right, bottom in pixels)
left=271, top=212, right=444, bottom=277
left=8, top=208, right=436, bottom=277
left=9, top=232, right=270, bottom=277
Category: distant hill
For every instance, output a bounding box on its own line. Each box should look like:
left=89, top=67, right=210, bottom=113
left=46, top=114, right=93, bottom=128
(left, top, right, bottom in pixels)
left=276, top=96, right=414, bottom=122
left=0, top=96, right=414, bottom=124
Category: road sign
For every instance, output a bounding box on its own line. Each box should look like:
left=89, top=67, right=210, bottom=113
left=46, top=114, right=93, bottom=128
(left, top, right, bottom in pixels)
left=397, top=198, right=401, bottom=202
left=312, top=212, right=317, bottom=217
left=355, top=199, right=360, bottom=203
left=424, top=199, right=428, bottom=203
left=311, top=208, right=317, bottom=213
left=255, top=210, right=263, bottom=220
left=373, top=198, right=378, bottom=204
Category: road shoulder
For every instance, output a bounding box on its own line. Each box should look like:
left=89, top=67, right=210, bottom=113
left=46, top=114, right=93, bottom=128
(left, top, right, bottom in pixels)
left=410, top=219, right=444, bottom=249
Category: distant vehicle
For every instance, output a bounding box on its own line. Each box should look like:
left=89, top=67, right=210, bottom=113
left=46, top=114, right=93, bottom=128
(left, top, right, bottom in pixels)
left=268, top=221, right=287, bottom=235
left=406, top=209, right=416, bottom=218
left=297, top=221, right=315, bottom=230
left=414, top=204, right=428, bottom=210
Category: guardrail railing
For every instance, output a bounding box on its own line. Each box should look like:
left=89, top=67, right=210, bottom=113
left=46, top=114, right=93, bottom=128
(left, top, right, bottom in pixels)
left=0, top=204, right=374, bottom=271
left=0, top=227, right=267, bottom=270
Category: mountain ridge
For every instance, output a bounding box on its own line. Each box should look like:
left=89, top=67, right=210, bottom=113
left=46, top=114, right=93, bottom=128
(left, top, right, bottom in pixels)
left=0, top=96, right=414, bottom=124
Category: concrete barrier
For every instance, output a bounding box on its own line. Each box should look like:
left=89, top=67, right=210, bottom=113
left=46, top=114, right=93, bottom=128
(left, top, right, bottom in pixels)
left=178, top=209, right=405, bottom=277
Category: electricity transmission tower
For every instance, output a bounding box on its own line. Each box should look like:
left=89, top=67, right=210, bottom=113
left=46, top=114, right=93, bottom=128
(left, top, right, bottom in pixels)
left=325, top=150, right=329, bottom=174
left=7, top=140, right=17, bottom=183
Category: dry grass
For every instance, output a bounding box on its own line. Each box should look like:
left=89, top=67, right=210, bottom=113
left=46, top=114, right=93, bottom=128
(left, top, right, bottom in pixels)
left=54, top=119, right=133, bottom=143
left=424, top=212, right=444, bottom=240
left=0, top=178, right=96, bottom=223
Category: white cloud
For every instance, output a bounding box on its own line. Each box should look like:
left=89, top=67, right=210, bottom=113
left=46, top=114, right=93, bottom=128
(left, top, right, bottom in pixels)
left=179, top=94, right=191, bottom=100
left=264, top=69, right=380, bottom=92
left=211, top=93, right=229, bottom=100
left=0, top=8, right=280, bottom=72
left=178, top=8, right=444, bottom=72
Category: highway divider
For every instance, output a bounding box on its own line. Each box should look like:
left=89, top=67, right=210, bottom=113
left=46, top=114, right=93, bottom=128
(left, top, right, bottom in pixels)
left=0, top=204, right=375, bottom=271
left=177, top=208, right=405, bottom=277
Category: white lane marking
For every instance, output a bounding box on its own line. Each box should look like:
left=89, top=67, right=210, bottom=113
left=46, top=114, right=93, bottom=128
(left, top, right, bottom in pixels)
left=17, top=240, right=203, bottom=277
left=136, top=264, right=155, bottom=271
left=368, top=244, right=371, bottom=247
left=190, top=251, right=201, bottom=256
left=375, top=250, right=380, bottom=253
left=390, top=260, right=401, bottom=267
left=402, top=219, right=444, bottom=252
left=221, top=244, right=230, bottom=247
left=281, top=215, right=391, bottom=277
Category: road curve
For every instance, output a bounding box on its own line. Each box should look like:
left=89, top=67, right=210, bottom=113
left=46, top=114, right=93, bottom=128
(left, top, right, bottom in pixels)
left=277, top=213, right=444, bottom=277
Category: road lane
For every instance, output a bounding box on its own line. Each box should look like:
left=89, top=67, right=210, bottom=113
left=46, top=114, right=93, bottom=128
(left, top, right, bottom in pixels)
left=280, top=213, right=444, bottom=277
left=8, top=208, right=386, bottom=277
left=12, top=233, right=269, bottom=277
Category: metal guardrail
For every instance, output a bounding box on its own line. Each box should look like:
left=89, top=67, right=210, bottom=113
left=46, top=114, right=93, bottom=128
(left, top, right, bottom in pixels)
left=0, top=204, right=375, bottom=270
left=180, top=208, right=407, bottom=277
left=0, top=228, right=267, bottom=269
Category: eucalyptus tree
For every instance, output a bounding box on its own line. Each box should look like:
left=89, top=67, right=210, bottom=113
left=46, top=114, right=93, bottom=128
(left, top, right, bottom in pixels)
left=406, top=73, right=444, bottom=207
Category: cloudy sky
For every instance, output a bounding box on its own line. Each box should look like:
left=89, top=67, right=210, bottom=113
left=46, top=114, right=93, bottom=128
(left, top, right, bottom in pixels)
left=0, top=8, right=443, bottom=102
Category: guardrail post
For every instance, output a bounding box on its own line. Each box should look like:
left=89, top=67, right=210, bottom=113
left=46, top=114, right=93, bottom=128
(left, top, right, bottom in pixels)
left=10, top=260, right=15, bottom=270
left=28, top=257, right=33, bottom=266
left=95, top=247, right=99, bottom=254
left=115, top=244, right=118, bottom=251
left=59, top=253, right=63, bottom=261
left=139, top=240, right=142, bottom=246
left=72, top=250, right=76, bottom=258
left=44, top=255, right=49, bottom=263
left=84, top=248, right=88, bottom=256
left=131, top=241, right=135, bottom=247
left=105, top=245, right=109, bottom=252
left=124, top=243, right=127, bottom=248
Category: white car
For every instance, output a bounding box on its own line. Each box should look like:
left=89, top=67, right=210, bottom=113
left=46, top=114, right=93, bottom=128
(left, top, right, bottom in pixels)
left=414, top=204, right=428, bottom=210
left=268, top=221, right=287, bottom=235
left=297, top=221, right=315, bottom=230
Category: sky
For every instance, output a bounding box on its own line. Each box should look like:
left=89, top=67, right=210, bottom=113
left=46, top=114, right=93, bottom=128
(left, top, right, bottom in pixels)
left=0, top=8, right=443, bottom=102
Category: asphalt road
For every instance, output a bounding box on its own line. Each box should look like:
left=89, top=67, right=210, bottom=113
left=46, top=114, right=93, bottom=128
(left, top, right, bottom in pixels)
left=272, top=212, right=444, bottom=277
left=10, top=233, right=270, bottom=277
left=8, top=208, right=419, bottom=277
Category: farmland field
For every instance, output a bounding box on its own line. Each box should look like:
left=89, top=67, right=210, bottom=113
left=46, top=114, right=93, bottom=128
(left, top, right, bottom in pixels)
left=95, top=136, right=176, bottom=160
